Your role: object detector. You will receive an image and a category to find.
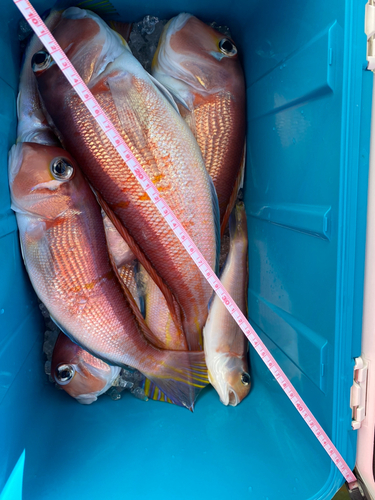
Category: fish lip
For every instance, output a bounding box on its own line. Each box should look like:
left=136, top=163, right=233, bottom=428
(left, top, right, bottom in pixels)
left=75, top=393, right=98, bottom=405
left=228, top=387, right=240, bottom=406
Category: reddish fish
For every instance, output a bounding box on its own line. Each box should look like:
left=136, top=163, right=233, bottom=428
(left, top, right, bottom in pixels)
left=152, top=13, right=246, bottom=234
left=33, top=7, right=219, bottom=351
left=203, top=201, right=250, bottom=406
left=17, top=9, right=62, bottom=145
left=8, top=142, right=208, bottom=409
left=103, top=213, right=187, bottom=349
left=51, top=332, right=121, bottom=404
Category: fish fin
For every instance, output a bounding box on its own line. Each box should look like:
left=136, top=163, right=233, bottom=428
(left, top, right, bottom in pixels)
left=97, top=191, right=185, bottom=341
left=107, top=21, right=132, bottom=42
left=143, top=350, right=209, bottom=410
left=147, top=74, right=180, bottom=115
left=142, top=378, right=176, bottom=405
left=208, top=175, right=221, bottom=275
left=220, top=140, right=246, bottom=237
left=54, top=0, right=119, bottom=17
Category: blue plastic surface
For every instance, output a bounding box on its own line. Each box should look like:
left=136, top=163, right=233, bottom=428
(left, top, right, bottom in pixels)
left=0, top=1, right=372, bottom=499
left=0, top=451, right=25, bottom=500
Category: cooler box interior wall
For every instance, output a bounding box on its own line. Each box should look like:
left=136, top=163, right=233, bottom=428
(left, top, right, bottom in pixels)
left=0, top=1, right=371, bottom=499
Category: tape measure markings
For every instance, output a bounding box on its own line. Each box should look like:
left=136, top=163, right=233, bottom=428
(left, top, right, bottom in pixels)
left=13, top=0, right=357, bottom=486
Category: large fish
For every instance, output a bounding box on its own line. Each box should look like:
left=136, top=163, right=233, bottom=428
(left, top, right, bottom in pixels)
left=152, top=14, right=246, bottom=234
left=32, top=7, right=219, bottom=351
left=203, top=201, right=250, bottom=406
left=51, top=332, right=121, bottom=404
left=17, top=9, right=62, bottom=145
left=8, top=141, right=208, bottom=409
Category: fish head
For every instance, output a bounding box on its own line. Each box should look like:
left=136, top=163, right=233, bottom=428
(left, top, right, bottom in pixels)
left=152, top=13, right=242, bottom=106
left=51, top=333, right=120, bottom=404
left=208, top=353, right=251, bottom=406
left=32, top=7, right=128, bottom=121
left=17, top=8, right=63, bottom=145
left=9, top=142, right=83, bottom=220
left=31, top=7, right=127, bottom=86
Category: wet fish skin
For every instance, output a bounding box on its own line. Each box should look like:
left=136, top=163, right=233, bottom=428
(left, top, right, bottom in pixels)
left=203, top=201, right=250, bottom=406
left=51, top=332, right=121, bottom=404
left=9, top=141, right=208, bottom=410
left=142, top=266, right=188, bottom=350
left=33, top=8, right=219, bottom=351
left=152, top=13, right=246, bottom=234
left=17, top=9, right=62, bottom=145
left=103, top=212, right=188, bottom=350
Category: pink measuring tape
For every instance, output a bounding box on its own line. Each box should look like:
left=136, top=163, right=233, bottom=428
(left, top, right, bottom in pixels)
left=13, top=0, right=358, bottom=488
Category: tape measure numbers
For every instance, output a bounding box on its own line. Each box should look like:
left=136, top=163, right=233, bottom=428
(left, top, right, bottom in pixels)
left=13, top=0, right=358, bottom=487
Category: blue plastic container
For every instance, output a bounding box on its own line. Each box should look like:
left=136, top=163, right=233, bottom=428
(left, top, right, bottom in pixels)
left=0, top=1, right=372, bottom=499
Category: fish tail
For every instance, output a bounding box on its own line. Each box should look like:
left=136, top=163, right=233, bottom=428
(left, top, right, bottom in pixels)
left=54, top=0, right=119, bottom=17
left=229, top=200, right=248, bottom=242
left=144, top=350, right=209, bottom=410
left=107, top=21, right=132, bottom=42
left=142, top=378, right=175, bottom=405
left=220, top=141, right=246, bottom=237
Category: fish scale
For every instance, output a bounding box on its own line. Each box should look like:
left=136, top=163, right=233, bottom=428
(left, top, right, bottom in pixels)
left=14, top=0, right=358, bottom=485
left=36, top=40, right=218, bottom=350
left=10, top=142, right=208, bottom=410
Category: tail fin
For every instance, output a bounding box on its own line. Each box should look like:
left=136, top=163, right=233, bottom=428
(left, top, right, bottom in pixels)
left=55, top=0, right=119, bottom=17
left=107, top=20, right=132, bottom=42
left=220, top=141, right=246, bottom=237
left=142, top=378, right=175, bottom=405
left=144, top=350, right=209, bottom=411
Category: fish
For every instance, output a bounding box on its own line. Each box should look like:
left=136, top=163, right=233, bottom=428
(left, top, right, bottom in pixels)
left=51, top=332, right=121, bottom=404
left=152, top=13, right=246, bottom=234
left=102, top=211, right=142, bottom=310
left=8, top=141, right=208, bottom=410
left=103, top=212, right=187, bottom=350
left=17, top=9, right=62, bottom=145
left=33, top=7, right=219, bottom=351
left=203, top=201, right=250, bottom=406
left=142, top=266, right=188, bottom=350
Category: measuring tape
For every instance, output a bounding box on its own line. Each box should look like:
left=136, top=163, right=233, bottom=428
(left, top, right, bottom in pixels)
left=13, top=0, right=358, bottom=487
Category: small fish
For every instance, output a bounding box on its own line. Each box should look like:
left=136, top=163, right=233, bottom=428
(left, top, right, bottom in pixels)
left=152, top=13, right=246, bottom=234
left=103, top=213, right=188, bottom=350
left=142, top=266, right=188, bottom=350
left=51, top=332, right=121, bottom=404
left=102, top=212, right=141, bottom=309
left=33, top=7, right=219, bottom=351
left=8, top=142, right=208, bottom=410
left=203, top=201, right=250, bottom=406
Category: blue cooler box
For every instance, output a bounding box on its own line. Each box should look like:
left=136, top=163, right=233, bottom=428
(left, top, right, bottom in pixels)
left=0, top=1, right=372, bottom=499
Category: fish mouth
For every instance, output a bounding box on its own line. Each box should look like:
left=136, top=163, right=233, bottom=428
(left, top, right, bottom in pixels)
left=228, top=387, right=240, bottom=406
left=75, top=393, right=98, bottom=405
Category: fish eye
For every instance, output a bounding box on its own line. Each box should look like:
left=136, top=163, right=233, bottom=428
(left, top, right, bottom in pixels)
left=31, top=50, right=54, bottom=73
left=50, top=157, right=74, bottom=181
left=55, top=364, right=75, bottom=385
left=241, top=372, right=250, bottom=386
left=219, top=38, right=237, bottom=57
